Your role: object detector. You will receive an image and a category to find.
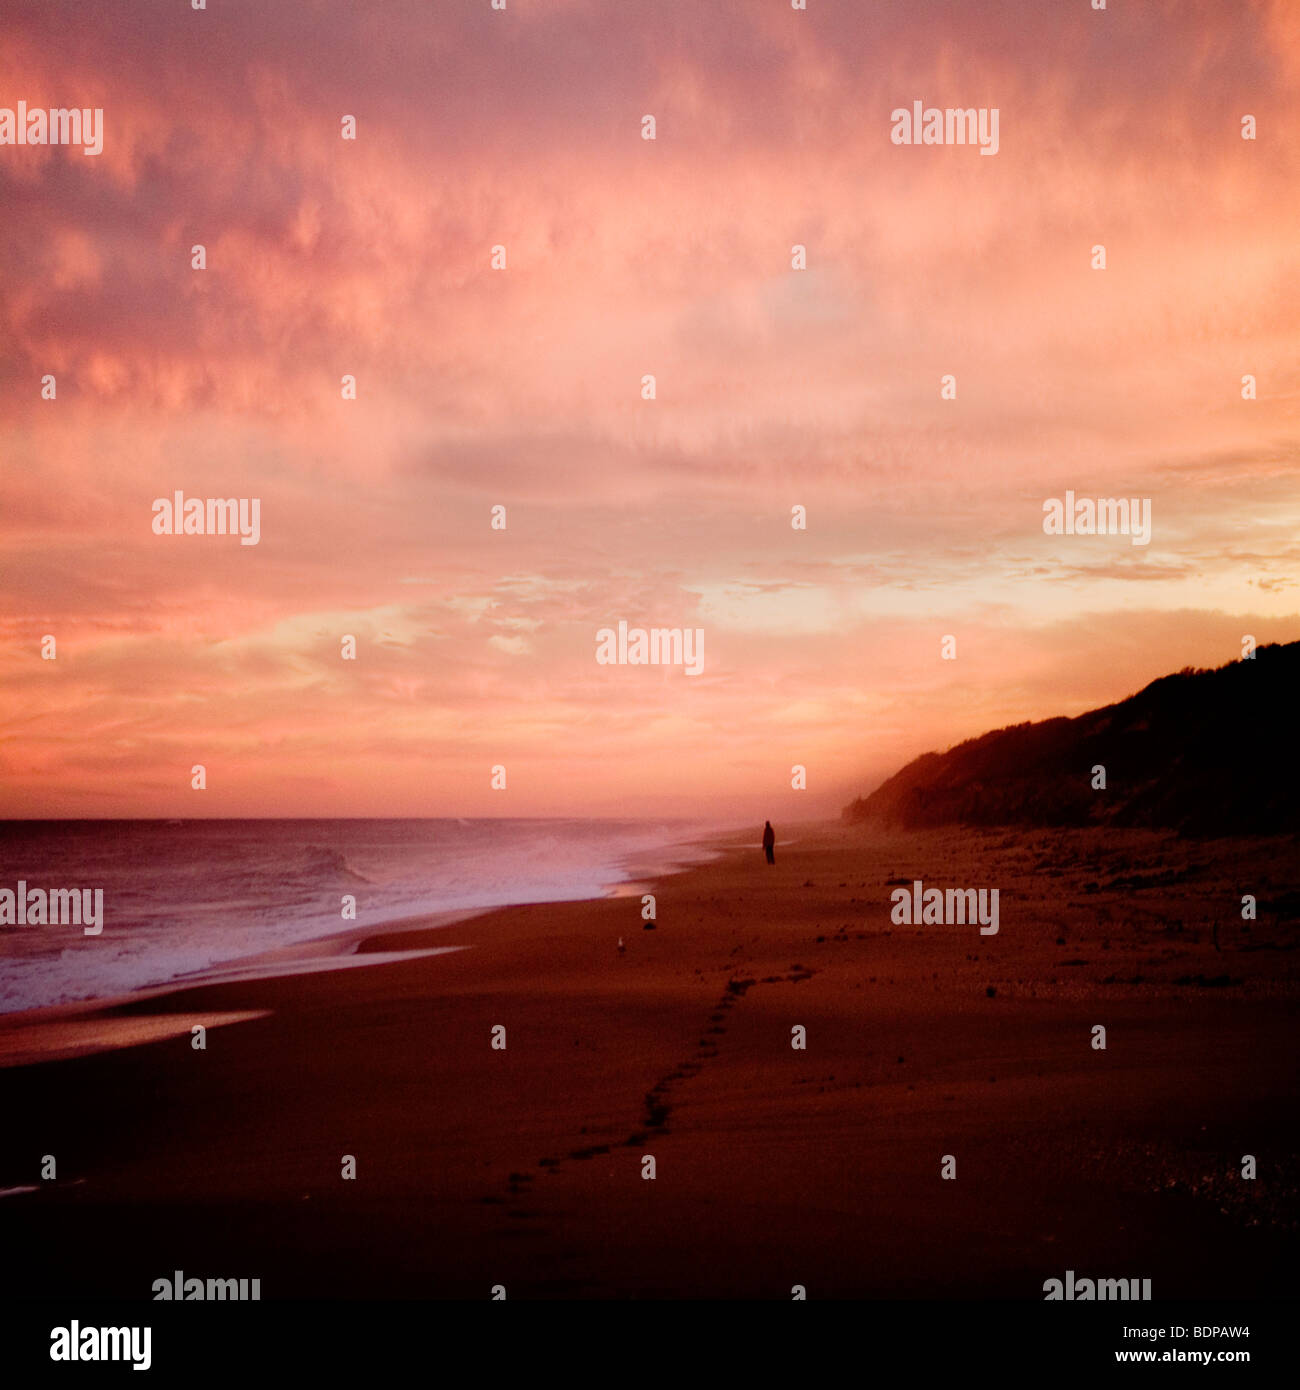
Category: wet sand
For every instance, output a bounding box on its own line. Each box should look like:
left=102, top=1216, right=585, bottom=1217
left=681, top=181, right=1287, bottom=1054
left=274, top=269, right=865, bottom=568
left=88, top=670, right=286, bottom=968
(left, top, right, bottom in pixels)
left=1, top=822, right=1296, bottom=1299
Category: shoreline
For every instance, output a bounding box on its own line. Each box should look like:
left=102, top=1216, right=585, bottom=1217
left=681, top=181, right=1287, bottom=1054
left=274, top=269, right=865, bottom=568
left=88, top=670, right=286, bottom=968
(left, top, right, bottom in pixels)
left=0, top=819, right=744, bottom=1045
left=1, top=820, right=1295, bottom=1299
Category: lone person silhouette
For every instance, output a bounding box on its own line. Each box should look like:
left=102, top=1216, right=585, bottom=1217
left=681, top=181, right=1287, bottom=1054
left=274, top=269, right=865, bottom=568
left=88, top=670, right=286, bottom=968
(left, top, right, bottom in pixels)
left=762, top=820, right=776, bottom=865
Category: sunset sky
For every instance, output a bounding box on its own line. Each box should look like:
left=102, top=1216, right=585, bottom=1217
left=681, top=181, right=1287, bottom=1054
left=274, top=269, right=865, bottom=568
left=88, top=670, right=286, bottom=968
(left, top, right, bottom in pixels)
left=2, top=0, right=1298, bottom=819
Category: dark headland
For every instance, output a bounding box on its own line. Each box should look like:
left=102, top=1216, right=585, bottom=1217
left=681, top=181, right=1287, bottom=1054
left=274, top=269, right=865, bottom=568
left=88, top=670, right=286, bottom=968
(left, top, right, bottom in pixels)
left=844, top=642, right=1299, bottom=836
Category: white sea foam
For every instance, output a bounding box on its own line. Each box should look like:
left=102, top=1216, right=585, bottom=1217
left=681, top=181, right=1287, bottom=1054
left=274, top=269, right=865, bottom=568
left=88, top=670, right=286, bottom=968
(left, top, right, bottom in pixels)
left=0, top=818, right=723, bottom=1013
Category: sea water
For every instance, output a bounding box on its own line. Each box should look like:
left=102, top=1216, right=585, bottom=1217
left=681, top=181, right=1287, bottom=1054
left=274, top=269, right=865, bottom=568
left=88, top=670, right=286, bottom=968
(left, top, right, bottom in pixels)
left=0, top=818, right=720, bottom=1013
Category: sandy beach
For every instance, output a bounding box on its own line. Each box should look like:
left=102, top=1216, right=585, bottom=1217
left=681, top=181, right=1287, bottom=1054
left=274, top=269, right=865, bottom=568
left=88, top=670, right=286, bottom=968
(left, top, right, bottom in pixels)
left=1, top=820, right=1295, bottom=1301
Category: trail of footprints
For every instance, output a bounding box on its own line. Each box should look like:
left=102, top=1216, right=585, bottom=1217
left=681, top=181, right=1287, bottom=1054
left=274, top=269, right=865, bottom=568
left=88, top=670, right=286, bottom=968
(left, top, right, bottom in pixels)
left=488, top=965, right=817, bottom=1228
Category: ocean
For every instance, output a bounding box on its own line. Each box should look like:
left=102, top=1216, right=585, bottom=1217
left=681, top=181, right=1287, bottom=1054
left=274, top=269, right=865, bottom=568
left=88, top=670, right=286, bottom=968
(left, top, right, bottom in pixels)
left=0, top=818, right=722, bottom=1014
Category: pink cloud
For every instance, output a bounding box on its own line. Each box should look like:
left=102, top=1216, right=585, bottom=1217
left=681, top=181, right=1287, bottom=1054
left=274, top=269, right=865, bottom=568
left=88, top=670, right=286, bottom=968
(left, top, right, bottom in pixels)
left=1, top=0, right=1298, bottom=815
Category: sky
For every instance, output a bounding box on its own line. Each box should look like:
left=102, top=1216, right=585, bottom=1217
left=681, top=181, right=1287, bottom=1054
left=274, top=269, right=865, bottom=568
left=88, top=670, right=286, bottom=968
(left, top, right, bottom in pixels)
left=1, top=0, right=1297, bottom=819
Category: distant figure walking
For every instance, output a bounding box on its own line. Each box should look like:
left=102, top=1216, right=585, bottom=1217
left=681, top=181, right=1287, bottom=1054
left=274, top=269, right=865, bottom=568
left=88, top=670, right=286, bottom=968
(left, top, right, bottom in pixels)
left=762, top=821, right=776, bottom=865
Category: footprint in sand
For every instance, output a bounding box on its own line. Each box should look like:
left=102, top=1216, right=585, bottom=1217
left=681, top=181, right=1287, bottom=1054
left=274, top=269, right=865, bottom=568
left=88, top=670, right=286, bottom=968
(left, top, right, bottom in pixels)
left=567, top=1145, right=611, bottom=1161
left=483, top=971, right=816, bottom=1209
